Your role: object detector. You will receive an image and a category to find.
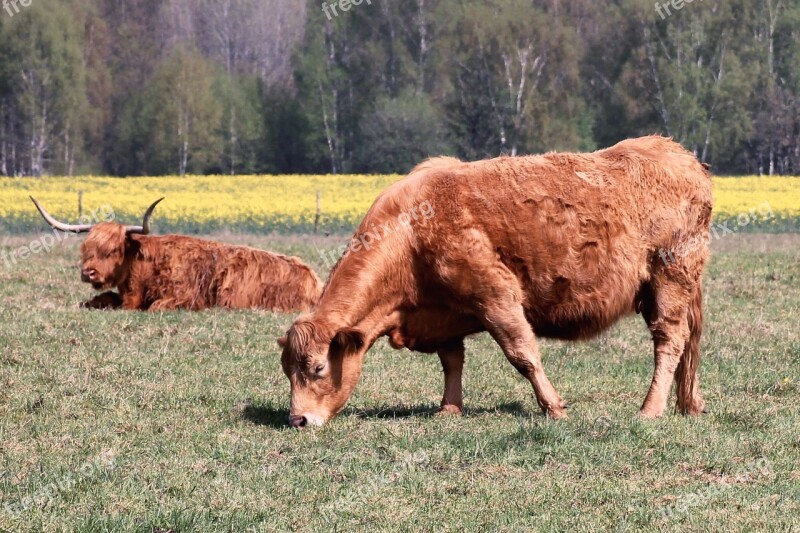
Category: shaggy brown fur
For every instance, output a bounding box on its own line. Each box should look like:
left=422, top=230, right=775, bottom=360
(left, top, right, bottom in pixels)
left=77, top=223, right=322, bottom=312
left=280, top=136, right=713, bottom=427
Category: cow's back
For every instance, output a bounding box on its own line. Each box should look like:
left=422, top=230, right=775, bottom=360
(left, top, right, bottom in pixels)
left=135, top=236, right=321, bottom=311
left=409, top=136, right=712, bottom=340
left=215, top=246, right=322, bottom=312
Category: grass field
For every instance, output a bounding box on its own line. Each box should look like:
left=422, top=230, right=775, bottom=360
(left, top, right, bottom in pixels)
left=2, top=174, right=800, bottom=234
left=0, top=232, right=798, bottom=532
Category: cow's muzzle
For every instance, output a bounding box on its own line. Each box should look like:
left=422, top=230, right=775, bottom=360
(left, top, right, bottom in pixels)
left=288, top=415, right=308, bottom=428
left=81, top=269, right=97, bottom=283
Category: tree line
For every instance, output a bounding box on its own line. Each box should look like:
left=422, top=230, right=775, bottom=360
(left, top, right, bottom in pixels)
left=0, top=0, right=798, bottom=177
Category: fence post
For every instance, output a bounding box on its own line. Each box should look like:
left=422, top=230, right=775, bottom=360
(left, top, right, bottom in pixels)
left=314, top=190, right=321, bottom=234
left=78, top=190, right=83, bottom=221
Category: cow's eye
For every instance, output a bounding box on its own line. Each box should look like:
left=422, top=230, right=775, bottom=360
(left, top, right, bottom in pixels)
left=314, top=364, right=325, bottom=375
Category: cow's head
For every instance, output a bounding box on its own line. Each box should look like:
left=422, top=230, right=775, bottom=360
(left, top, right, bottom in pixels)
left=30, top=197, right=164, bottom=289
left=279, top=317, right=366, bottom=427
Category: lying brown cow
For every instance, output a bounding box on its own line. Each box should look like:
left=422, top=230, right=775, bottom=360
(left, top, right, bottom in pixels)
left=280, top=136, right=712, bottom=427
left=31, top=197, right=322, bottom=312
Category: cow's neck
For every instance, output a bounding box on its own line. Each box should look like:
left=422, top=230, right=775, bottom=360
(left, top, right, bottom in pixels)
left=315, top=240, right=409, bottom=337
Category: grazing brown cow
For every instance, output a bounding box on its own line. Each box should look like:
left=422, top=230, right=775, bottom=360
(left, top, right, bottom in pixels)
left=31, top=198, right=322, bottom=312
left=280, top=136, right=713, bottom=427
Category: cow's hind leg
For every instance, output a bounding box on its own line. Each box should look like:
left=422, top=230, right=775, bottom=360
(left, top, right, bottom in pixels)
left=639, top=279, right=701, bottom=418
left=675, top=285, right=706, bottom=415
left=436, top=341, right=465, bottom=416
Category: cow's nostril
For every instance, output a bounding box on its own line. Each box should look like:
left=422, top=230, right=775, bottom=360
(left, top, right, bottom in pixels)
left=288, top=415, right=307, bottom=428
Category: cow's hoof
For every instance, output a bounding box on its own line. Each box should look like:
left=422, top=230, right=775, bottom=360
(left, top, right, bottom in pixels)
left=677, top=404, right=707, bottom=416
left=540, top=399, right=568, bottom=419
left=636, top=409, right=664, bottom=419
left=677, top=396, right=707, bottom=416
left=435, top=405, right=463, bottom=417
left=540, top=401, right=567, bottom=420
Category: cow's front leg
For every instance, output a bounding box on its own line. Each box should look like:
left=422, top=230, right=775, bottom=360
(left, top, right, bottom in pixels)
left=440, top=246, right=566, bottom=419
left=483, top=305, right=567, bottom=419
left=81, top=291, right=122, bottom=309
left=120, top=292, right=145, bottom=311
left=436, top=342, right=465, bottom=416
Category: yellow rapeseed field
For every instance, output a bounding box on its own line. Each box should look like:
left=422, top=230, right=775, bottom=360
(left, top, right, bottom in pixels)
left=711, top=176, right=800, bottom=220
left=0, top=175, right=400, bottom=232
left=1, top=174, right=798, bottom=232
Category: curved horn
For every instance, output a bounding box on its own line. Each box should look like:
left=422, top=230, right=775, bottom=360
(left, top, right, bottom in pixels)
left=125, top=197, right=165, bottom=235
left=30, top=196, right=93, bottom=233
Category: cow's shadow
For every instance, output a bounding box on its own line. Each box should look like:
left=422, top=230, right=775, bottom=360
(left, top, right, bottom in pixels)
left=241, top=401, right=530, bottom=428
left=348, top=401, right=529, bottom=420
left=241, top=403, right=287, bottom=428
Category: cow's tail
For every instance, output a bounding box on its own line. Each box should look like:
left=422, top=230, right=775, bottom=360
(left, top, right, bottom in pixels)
left=675, top=284, right=706, bottom=415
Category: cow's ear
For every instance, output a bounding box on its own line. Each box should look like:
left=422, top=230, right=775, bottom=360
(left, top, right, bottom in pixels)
left=277, top=336, right=287, bottom=348
left=331, top=328, right=364, bottom=356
